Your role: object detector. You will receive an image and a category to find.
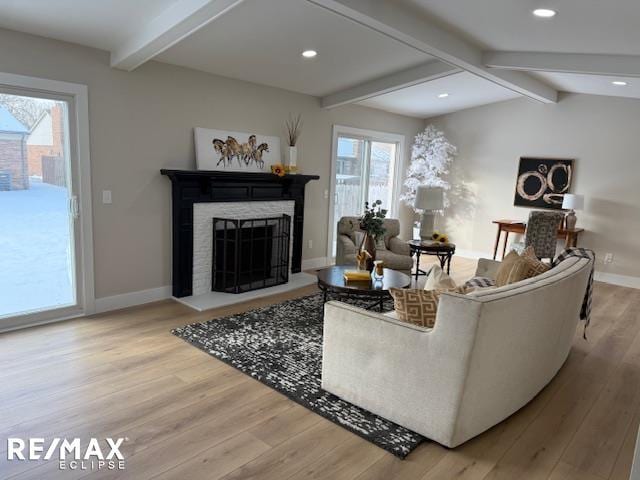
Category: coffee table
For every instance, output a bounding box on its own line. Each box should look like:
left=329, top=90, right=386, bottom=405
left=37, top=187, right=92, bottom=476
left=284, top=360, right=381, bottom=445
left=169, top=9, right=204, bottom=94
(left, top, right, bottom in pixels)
left=316, top=265, right=411, bottom=312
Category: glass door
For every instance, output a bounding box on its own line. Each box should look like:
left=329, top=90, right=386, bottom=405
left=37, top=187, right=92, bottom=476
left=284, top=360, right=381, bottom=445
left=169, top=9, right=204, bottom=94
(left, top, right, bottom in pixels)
left=331, top=133, right=399, bottom=256
left=0, top=91, right=79, bottom=320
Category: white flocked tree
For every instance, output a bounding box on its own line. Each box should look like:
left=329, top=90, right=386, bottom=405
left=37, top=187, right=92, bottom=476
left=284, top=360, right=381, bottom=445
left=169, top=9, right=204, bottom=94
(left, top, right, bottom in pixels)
left=401, top=125, right=457, bottom=208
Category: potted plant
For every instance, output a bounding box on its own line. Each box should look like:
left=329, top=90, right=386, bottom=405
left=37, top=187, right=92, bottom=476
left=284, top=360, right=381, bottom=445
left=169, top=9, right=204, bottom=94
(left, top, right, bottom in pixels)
left=284, top=113, right=302, bottom=173
left=357, top=200, right=387, bottom=270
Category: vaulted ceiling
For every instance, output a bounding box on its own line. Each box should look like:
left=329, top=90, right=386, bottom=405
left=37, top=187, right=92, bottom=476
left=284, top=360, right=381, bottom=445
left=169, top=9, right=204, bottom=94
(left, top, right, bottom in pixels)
left=0, top=0, right=638, bottom=118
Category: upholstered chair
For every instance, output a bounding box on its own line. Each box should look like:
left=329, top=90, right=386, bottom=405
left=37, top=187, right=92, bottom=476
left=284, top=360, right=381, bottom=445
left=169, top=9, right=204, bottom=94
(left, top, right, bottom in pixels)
left=513, top=210, right=565, bottom=260
left=336, top=216, right=413, bottom=273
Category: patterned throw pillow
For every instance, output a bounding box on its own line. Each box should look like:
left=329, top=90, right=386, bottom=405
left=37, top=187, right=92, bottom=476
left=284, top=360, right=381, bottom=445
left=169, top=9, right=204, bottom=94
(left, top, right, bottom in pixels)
left=464, top=276, right=496, bottom=289
left=390, top=286, right=469, bottom=328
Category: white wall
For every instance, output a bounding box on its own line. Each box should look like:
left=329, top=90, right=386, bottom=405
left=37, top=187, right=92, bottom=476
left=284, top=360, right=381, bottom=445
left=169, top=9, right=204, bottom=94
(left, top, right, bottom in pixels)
left=0, top=27, right=423, bottom=300
left=429, top=93, right=640, bottom=281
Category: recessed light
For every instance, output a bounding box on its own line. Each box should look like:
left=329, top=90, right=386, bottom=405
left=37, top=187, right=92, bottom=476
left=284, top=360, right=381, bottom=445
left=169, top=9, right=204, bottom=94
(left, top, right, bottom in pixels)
left=612, top=81, right=628, bottom=86
left=533, top=8, right=557, bottom=18
left=437, top=93, right=449, bottom=98
left=301, top=50, right=317, bottom=58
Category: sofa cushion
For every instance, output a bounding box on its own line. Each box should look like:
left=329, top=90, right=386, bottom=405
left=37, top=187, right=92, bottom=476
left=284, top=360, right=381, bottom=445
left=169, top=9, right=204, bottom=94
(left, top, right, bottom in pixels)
left=390, top=286, right=468, bottom=327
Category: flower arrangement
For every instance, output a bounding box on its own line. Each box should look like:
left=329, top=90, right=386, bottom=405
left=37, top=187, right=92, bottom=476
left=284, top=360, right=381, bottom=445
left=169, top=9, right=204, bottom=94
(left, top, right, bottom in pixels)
left=358, top=200, right=387, bottom=240
left=270, top=163, right=285, bottom=177
left=431, top=231, right=449, bottom=243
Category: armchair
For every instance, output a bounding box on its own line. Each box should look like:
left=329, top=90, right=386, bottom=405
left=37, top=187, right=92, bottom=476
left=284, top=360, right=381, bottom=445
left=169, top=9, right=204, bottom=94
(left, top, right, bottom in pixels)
left=335, top=216, right=413, bottom=273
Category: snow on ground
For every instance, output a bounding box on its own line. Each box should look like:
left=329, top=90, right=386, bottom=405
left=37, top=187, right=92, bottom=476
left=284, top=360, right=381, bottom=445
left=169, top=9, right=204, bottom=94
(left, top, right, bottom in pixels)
left=0, top=180, right=74, bottom=318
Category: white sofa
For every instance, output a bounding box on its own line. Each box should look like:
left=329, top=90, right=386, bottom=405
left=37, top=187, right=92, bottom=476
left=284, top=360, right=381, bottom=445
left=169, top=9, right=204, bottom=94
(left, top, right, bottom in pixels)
left=322, top=256, right=592, bottom=448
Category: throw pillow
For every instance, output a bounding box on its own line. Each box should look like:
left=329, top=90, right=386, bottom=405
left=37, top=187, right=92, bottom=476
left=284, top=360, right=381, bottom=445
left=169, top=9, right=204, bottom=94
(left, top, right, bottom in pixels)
left=495, top=250, right=521, bottom=287
left=390, top=286, right=469, bottom=328
left=463, top=276, right=496, bottom=289
left=424, top=264, right=457, bottom=290
left=495, top=249, right=551, bottom=287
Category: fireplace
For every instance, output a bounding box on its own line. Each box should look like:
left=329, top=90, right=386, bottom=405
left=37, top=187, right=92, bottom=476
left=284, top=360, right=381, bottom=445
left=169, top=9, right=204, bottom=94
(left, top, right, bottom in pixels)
left=161, top=169, right=319, bottom=298
left=213, top=215, right=291, bottom=293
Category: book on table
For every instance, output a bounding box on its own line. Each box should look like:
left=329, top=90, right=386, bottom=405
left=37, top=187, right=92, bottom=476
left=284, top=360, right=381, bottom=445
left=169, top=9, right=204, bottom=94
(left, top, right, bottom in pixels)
left=343, top=270, right=372, bottom=283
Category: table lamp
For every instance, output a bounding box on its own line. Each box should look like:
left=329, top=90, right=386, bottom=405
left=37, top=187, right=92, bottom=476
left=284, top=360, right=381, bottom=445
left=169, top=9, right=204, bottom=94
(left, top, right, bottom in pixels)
left=562, top=194, right=584, bottom=230
left=414, top=186, right=444, bottom=241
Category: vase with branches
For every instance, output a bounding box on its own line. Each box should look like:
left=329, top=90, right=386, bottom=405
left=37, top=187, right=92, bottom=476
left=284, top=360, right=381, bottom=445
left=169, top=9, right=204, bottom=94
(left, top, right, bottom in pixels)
left=284, top=113, right=302, bottom=173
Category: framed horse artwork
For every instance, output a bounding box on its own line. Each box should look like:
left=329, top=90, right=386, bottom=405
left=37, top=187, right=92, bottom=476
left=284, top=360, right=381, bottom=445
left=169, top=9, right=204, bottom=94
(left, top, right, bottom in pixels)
left=194, top=127, right=281, bottom=172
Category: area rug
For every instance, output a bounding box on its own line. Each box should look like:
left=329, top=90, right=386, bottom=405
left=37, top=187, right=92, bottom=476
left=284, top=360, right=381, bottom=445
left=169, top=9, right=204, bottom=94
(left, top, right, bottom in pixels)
left=171, top=292, right=424, bottom=458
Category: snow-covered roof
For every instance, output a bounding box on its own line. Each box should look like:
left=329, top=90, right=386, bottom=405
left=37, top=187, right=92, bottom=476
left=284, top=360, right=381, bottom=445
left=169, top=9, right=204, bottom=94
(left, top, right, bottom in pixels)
left=0, top=105, right=28, bottom=134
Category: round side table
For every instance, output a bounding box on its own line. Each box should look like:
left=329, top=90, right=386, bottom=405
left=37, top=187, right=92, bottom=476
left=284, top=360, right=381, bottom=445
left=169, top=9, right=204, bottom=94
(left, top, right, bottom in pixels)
left=407, top=240, right=456, bottom=281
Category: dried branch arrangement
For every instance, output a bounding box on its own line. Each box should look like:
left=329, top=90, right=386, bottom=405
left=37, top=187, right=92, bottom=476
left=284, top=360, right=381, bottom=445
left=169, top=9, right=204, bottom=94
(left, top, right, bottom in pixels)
left=285, top=113, right=303, bottom=146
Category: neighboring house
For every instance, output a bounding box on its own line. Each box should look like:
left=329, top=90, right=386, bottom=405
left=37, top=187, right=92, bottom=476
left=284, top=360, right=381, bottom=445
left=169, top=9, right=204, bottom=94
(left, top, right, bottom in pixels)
left=0, top=104, right=29, bottom=190
left=27, top=104, right=64, bottom=178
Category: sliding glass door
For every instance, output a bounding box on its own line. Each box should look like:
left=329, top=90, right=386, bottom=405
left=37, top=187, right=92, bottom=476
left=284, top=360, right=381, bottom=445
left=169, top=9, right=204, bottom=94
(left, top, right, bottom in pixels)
left=0, top=87, right=85, bottom=326
left=329, top=127, right=402, bottom=257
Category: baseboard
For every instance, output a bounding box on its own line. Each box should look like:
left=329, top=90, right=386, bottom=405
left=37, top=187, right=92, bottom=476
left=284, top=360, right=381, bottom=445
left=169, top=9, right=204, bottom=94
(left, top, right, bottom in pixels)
left=302, top=257, right=332, bottom=270
left=455, top=249, right=493, bottom=260
left=594, top=271, right=640, bottom=289
left=94, top=285, right=172, bottom=314
left=0, top=311, right=85, bottom=334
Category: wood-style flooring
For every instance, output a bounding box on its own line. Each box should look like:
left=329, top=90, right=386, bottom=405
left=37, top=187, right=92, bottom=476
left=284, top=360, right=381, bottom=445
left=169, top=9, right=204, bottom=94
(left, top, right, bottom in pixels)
left=1, top=256, right=638, bottom=479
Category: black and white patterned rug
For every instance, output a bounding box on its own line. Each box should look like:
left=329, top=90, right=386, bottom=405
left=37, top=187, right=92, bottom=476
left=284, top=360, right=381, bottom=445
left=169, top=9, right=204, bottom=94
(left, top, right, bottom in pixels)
left=171, top=292, right=424, bottom=458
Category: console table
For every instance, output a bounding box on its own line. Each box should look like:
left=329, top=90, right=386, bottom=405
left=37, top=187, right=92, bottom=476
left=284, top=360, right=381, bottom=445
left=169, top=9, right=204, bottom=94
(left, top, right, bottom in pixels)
left=492, top=219, right=584, bottom=260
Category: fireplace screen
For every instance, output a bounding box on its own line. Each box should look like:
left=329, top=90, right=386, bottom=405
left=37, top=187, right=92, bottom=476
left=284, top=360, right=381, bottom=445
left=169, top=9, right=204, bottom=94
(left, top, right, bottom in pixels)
left=212, top=214, right=291, bottom=294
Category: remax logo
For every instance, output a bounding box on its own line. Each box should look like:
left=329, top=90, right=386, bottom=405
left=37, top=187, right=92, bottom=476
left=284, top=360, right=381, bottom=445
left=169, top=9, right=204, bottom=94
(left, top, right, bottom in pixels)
left=7, top=437, right=127, bottom=471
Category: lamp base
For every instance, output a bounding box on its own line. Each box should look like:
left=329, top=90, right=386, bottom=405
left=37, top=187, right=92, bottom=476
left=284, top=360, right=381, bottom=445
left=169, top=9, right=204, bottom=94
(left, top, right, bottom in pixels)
left=565, top=210, right=577, bottom=230
left=419, top=211, right=436, bottom=241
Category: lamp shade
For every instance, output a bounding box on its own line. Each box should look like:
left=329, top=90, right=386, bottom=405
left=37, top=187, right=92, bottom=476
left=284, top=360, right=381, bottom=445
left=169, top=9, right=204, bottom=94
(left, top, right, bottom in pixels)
left=562, top=194, right=584, bottom=211
left=414, top=186, right=444, bottom=211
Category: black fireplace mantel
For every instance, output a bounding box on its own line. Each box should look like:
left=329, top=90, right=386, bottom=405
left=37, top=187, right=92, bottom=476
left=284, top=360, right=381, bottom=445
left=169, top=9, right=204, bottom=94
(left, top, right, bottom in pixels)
left=161, top=169, right=319, bottom=297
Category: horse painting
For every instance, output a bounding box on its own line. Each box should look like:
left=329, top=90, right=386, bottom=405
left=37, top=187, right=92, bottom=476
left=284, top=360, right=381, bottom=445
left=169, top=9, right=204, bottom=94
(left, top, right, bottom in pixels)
left=212, top=135, right=269, bottom=168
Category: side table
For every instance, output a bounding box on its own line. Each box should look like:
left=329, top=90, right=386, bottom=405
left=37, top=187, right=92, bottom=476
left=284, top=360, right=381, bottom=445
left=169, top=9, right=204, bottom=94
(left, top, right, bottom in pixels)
left=407, top=240, right=456, bottom=281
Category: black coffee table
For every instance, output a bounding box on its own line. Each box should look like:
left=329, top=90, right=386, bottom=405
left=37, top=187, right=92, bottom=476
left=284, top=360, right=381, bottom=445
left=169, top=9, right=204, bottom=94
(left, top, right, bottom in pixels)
left=316, top=265, right=411, bottom=312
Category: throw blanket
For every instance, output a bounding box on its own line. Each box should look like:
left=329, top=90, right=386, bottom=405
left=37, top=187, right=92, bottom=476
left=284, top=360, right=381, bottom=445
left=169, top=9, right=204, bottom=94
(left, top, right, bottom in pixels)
left=553, top=247, right=596, bottom=339
left=464, top=247, right=595, bottom=339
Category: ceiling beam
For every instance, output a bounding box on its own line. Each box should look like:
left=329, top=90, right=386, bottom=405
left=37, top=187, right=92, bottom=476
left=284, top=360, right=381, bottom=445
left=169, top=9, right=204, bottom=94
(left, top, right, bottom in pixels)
left=307, top=0, right=557, bottom=103
left=322, top=61, right=460, bottom=108
left=111, top=0, right=244, bottom=71
left=484, top=51, right=640, bottom=78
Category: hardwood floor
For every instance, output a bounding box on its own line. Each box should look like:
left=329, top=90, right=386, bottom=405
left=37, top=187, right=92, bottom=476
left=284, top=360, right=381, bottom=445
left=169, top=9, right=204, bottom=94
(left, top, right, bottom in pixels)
left=1, top=256, right=638, bottom=480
